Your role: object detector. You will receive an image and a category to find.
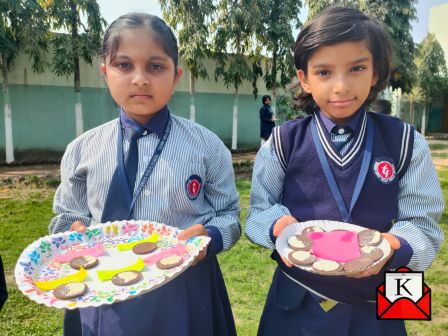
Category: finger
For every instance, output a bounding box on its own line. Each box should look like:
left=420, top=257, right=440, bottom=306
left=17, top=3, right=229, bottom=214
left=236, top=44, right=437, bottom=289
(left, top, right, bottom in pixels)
left=281, top=256, right=293, bottom=268
left=178, top=224, right=207, bottom=241
left=382, top=233, right=401, bottom=250
left=70, top=221, right=86, bottom=233
left=273, top=221, right=287, bottom=237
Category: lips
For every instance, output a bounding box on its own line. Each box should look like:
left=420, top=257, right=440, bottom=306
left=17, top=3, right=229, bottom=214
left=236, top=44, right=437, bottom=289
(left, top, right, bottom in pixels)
left=329, top=98, right=356, bottom=108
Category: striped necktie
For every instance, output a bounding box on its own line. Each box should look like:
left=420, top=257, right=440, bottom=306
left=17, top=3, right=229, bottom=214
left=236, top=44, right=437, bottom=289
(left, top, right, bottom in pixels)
left=331, top=126, right=353, bottom=152
left=124, top=127, right=148, bottom=194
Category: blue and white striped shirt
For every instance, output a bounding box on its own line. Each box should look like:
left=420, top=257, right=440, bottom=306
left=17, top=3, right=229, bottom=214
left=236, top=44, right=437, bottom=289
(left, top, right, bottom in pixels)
left=245, top=126, right=444, bottom=272
left=50, top=114, right=241, bottom=253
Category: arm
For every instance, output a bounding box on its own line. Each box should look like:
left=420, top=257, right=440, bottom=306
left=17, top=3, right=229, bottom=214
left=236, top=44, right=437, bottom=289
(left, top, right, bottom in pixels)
left=49, top=141, right=93, bottom=234
left=387, top=131, right=445, bottom=271
left=201, top=139, right=241, bottom=256
left=245, top=139, right=291, bottom=249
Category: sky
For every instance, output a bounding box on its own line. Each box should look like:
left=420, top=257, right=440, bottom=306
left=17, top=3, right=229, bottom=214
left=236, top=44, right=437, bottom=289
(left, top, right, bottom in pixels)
left=96, top=0, right=447, bottom=43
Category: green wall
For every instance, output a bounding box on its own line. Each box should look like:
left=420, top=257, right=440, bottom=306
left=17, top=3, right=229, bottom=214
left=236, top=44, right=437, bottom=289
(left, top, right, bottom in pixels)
left=0, top=84, right=262, bottom=160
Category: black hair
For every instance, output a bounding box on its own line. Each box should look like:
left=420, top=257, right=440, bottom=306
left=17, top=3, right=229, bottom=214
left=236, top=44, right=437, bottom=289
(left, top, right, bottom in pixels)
left=294, top=7, right=392, bottom=114
left=102, top=12, right=178, bottom=69
left=262, top=95, right=271, bottom=104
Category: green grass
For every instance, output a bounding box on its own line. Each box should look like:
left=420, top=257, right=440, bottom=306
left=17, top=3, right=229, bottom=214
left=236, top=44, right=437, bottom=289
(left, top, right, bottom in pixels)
left=429, top=144, right=448, bottom=151
left=1, top=175, right=447, bottom=335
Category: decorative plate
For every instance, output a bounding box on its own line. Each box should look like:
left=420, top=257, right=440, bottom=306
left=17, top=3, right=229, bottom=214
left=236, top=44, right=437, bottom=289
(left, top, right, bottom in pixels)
left=15, top=220, right=210, bottom=309
left=276, top=220, right=392, bottom=276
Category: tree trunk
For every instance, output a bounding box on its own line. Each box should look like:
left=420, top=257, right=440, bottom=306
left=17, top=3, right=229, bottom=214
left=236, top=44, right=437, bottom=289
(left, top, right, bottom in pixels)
left=69, top=0, right=83, bottom=136
left=190, top=74, right=196, bottom=122
left=421, top=104, right=426, bottom=137
left=271, top=51, right=277, bottom=117
left=1, top=53, right=14, bottom=163
left=231, top=88, right=239, bottom=150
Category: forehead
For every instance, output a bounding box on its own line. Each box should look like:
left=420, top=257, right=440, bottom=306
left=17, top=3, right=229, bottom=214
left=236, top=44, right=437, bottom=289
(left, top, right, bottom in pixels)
left=111, top=28, right=170, bottom=59
left=308, top=41, right=373, bottom=66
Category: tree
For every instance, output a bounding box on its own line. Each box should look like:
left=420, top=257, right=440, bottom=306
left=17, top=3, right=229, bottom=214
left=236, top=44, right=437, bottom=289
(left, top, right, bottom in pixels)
left=160, top=0, right=214, bottom=122
left=213, top=0, right=262, bottom=149
left=361, top=0, right=417, bottom=93
left=411, top=33, right=447, bottom=135
left=258, top=0, right=302, bottom=115
left=306, top=0, right=356, bottom=19
left=41, top=0, right=105, bottom=137
left=1, top=0, right=48, bottom=162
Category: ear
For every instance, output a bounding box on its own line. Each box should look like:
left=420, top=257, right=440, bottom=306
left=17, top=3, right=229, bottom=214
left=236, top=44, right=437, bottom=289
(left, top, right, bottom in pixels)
left=371, top=72, right=378, bottom=87
left=174, top=66, right=183, bottom=85
left=297, top=69, right=312, bottom=94
left=100, top=63, right=108, bottom=83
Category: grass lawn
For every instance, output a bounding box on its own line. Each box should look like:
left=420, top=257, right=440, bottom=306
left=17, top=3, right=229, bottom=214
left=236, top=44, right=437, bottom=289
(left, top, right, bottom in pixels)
left=1, top=173, right=447, bottom=335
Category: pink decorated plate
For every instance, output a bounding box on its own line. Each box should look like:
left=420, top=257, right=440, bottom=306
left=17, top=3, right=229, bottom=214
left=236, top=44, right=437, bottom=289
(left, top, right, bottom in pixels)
left=15, top=220, right=210, bottom=309
left=276, top=220, right=392, bottom=276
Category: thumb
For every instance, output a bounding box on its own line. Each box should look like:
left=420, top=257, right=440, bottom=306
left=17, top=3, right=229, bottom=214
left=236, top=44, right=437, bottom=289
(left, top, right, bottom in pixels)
left=178, top=224, right=207, bottom=241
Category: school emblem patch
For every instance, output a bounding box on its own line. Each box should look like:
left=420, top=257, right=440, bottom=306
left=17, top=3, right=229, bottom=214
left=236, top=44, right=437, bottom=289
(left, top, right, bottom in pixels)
left=373, top=158, right=396, bottom=184
left=185, top=175, right=202, bottom=200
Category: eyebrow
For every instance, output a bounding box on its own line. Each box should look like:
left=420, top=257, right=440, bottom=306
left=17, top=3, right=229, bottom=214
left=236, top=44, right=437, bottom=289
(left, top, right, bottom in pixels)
left=113, top=55, right=170, bottom=62
left=311, top=57, right=371, bottom=69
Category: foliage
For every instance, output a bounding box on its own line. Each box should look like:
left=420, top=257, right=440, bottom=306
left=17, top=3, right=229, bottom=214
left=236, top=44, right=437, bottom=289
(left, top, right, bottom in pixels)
left=41, top=0, right=105, bottom=89
left=361, top=0, right=417, bottom=93
left=413, top=33, right=448, bottom=103
left=0, top=0, right=48, bottom=75
left=306, top=0, right=357, bottom=20
left=257, top=0, right=302, bottom=97
left=212, top=0, right=262, bottom=96
left=160, top=0, right=214, bottom=83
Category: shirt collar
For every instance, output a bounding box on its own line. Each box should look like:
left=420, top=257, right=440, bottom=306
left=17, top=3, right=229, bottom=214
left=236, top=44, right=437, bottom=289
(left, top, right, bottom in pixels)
left=119, top=106, right=170, bottom=138
left=318, top=107, right=364, bottom=135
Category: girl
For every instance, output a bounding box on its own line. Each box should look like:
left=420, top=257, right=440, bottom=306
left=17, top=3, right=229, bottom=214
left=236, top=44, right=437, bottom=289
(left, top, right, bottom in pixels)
left=50, top=13, right=240, bottom=336
left=245, top=6, right=444, bottom=336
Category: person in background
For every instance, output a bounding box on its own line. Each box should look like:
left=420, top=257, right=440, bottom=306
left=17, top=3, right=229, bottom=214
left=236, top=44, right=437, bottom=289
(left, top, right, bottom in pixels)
left=259, top=95, right=276, bottom=145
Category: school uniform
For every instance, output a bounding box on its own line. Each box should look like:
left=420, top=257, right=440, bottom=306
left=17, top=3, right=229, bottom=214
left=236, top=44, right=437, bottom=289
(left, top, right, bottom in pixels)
left=260, top=104, right=275, bottom=141
left=245, top=108, right=444, bottom=335
left=50, top=107, right=241, bottom=336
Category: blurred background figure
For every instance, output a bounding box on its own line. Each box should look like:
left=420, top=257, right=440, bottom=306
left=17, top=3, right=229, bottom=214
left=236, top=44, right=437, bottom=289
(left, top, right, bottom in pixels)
left=259, top=95, right=276, bottom=145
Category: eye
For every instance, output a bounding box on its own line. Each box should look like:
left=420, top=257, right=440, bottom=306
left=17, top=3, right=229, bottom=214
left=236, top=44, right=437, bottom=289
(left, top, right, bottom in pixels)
left=149, top=63, right=163, bottom=71
left=351, top=65, right=366, bottom=72
left=315, top=70, right=330, bottom=77
left=117, top=62, right=131, bottom=70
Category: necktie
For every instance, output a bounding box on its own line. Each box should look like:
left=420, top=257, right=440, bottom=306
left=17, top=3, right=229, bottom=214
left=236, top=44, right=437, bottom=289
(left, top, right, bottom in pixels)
left=124, top=127, right=147, bottom=194
left=331, top=126, right=353, bottom=152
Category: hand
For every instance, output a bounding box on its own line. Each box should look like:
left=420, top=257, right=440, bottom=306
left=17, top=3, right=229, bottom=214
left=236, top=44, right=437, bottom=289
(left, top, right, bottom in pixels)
left=70, top=221, right=86, bottom=233
left=346, top=233, right=401, bottom=278
left=178, top=224, right=209, bottom=265
left=273, top=215, right=298, bottom=268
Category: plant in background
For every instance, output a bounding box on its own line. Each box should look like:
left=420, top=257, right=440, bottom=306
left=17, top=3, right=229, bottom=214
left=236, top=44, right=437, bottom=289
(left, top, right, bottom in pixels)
left=0, top=0, right=49, bottom=163
left=160, top=0, right=214, bottom=122
left=212, top=0, right=262, bottom=149
left=41, top=0, right=106, bottom=137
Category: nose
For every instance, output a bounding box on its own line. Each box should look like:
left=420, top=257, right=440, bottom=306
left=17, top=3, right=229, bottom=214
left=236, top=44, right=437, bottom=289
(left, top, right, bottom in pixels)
left=333, top=74, right=351, bottom=93
left=131, top=69, right=149, bottom=87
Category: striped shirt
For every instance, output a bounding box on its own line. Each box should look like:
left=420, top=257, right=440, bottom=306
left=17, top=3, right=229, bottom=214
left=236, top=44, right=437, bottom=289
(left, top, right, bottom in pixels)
left=245, top=127, right=444, bottom=272
left=50, top=114, right=241, bottom=252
